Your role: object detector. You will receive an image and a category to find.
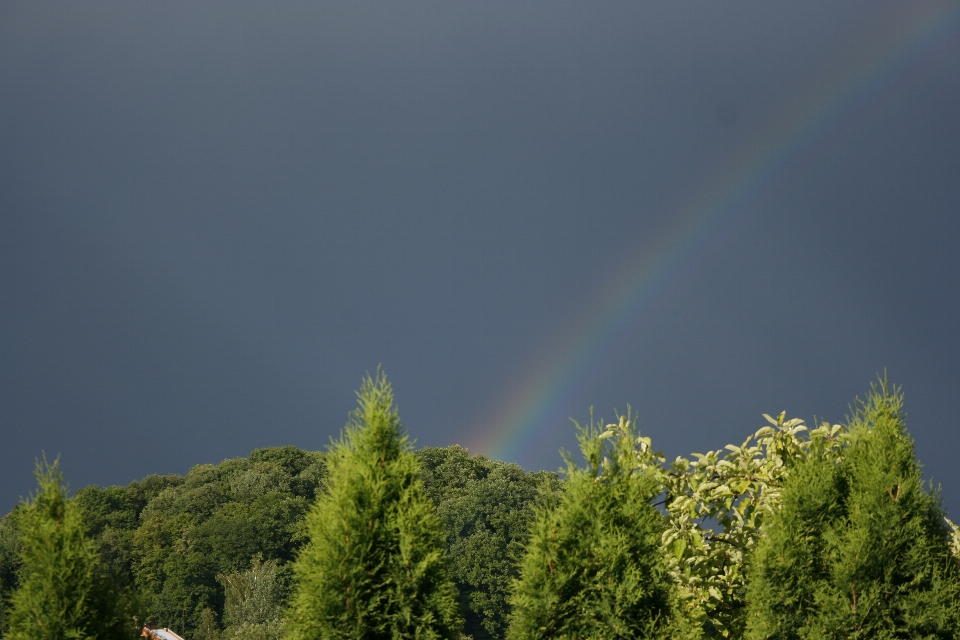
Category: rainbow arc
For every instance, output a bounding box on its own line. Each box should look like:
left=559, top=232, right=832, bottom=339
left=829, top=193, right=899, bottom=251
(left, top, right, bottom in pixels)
left=467, top=2, right=960, bottom=467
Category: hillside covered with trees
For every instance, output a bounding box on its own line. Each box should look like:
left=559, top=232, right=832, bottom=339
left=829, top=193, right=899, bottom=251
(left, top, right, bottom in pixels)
left=0, top=424, right=558, bottom=639
left=2, top=374, right=958, bottom=640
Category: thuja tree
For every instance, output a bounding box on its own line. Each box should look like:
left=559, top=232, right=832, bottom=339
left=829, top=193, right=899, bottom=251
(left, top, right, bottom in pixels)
left=507, top=415, right=696, bottom=640
left=285, top=371, right=462, bottom=640
left=745, top=382, right=960, bottom=638
left=6, top=457, right=141, bottom=640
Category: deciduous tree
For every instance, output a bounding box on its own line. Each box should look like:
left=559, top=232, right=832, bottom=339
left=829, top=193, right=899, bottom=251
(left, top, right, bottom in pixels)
left=219, top=555, right=285, bottom=640
left=418, top=446, right=561, bottom=639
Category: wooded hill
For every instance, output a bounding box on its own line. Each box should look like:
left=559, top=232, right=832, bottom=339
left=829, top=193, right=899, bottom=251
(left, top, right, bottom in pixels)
left=0, top=443, right=558, bottom=640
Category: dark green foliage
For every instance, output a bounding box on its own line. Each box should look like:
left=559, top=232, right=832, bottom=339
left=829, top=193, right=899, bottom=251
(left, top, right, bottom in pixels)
left=6, top=458, right=141, bottom=640
left=507, top=417, right=694, bottom=640
left=0, top=511, right=23, bottom=634
left=249, top=447, right=328, bottom=503
left=75, top=474, right=183, bottom=591
left=745, top=382, right=960, bottom=639
left=286, top=372, right=462, bottom=640
left=418, top=446, right=562, bottom=639
left=1, top=446, right=324, bottom=638
left=131, top=448, right=324, bottom=635
left=4, top=442, right=543, bottom=640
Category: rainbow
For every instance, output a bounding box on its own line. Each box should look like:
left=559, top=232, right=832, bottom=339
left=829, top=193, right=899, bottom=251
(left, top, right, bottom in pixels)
left=467, top=2, right=960, bottom=467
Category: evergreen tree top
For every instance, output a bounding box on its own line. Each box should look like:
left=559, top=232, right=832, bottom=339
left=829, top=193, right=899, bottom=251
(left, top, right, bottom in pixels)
left=337, top=369, right=408, bottom=461
left=286, top=370, right=462, bottom=640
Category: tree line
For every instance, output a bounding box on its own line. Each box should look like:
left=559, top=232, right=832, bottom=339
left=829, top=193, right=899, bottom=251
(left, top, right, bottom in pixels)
left=2, top=371, right=959, bottom=639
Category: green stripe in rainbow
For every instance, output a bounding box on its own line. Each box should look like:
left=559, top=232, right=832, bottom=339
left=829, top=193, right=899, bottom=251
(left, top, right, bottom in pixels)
left=468, top=2, right=960, bottom=467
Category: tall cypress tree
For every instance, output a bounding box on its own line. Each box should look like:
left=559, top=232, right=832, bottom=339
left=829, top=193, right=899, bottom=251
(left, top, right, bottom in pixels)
left=745, top=381, right=960, bottom=639
left=285, top=371, right=461, bottom=640
left=507, top=416, right=696, bottom=640
left=6, top=457, right=141, bottom=640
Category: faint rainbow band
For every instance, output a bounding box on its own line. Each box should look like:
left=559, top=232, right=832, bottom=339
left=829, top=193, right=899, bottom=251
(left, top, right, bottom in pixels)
left=467, top=2, right=960, bottom=467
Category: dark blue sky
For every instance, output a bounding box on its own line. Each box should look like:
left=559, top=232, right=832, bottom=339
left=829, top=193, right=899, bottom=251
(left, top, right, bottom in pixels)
left=2, top=1, right=959, bottom=515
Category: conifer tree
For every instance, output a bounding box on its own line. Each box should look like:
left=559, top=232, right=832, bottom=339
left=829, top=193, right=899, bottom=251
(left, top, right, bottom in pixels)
left=6, top=457, right=141, bottom=640
left=745, top=381, right=960, bottom=639
left=507, top=415, right=697, bottom=640
left=285, top=371, right=461, bottom=640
